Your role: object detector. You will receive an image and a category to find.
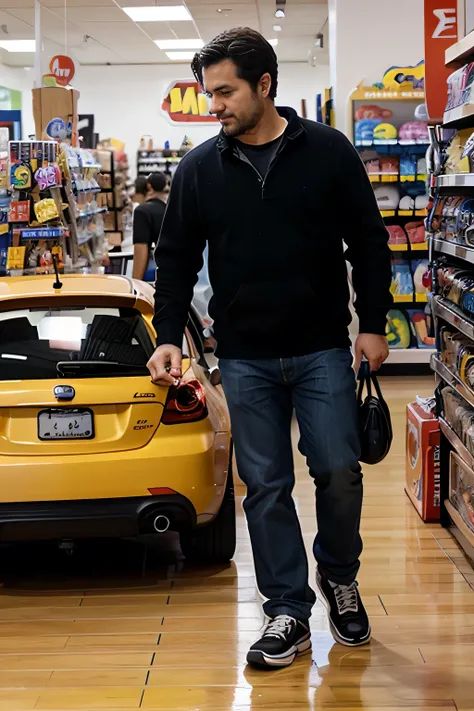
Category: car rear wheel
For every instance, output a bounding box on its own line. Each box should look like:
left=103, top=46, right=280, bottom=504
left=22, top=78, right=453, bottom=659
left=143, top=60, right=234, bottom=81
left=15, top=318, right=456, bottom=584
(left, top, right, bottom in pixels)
left=181, top=446, right=236, bottom=563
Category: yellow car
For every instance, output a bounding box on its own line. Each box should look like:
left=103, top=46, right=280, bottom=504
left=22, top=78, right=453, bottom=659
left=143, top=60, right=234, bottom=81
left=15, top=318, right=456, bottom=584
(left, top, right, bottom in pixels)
left=0, top=274, right=235, bottom=562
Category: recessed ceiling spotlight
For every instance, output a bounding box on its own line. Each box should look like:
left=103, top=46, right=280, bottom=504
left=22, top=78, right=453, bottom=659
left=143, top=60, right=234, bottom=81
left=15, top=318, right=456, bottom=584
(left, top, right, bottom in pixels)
left=273, top=25, right=282, bottom=32
left=217, top=8, right=232, bottom=12
left=275, top=9, right=285, bottom=18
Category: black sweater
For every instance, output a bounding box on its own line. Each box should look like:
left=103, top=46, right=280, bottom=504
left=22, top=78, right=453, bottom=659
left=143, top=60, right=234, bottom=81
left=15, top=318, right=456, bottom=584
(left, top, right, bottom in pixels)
left=153, top=107, right=392, bottom=359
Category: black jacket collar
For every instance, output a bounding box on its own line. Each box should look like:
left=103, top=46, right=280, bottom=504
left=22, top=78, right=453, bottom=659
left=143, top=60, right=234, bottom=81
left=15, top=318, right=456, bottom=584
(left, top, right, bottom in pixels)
left=216, top=106, right=305, bottom=153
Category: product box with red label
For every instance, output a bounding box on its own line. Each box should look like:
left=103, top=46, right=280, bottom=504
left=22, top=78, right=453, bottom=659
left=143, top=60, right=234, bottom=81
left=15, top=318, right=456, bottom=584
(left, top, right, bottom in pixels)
left=405, top=401, right=441, bottom=521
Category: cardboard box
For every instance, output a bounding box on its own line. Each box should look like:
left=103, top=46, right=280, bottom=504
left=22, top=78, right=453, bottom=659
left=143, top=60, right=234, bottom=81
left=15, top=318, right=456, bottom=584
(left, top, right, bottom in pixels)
left=32, top=87, right=79, bottom=146
left=405, top=401, right=441, bottom=521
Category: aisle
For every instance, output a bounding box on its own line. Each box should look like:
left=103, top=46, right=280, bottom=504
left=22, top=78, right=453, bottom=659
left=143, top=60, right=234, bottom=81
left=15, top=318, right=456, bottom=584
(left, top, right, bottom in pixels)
left=0, top=375, right=471, bottom=709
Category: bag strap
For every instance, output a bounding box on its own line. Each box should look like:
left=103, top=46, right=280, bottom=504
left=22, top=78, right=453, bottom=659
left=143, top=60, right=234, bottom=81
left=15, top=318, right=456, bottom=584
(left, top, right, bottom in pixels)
left=357, top=361, right=371, bottom=403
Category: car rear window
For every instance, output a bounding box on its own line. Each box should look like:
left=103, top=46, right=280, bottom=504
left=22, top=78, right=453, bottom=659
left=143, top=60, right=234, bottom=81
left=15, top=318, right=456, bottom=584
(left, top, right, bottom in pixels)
left=0, top=306, right=154, bottom=380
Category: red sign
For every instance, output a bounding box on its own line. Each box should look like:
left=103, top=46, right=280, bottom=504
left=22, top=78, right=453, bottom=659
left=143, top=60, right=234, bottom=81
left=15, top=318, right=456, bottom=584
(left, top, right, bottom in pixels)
left=8, top=200, right=30, bottom=223
left=161, top=80, right=218, bottom=125
left=424, top=1, right=458, bottom=120
left=49, top=55, right=75, bottom=87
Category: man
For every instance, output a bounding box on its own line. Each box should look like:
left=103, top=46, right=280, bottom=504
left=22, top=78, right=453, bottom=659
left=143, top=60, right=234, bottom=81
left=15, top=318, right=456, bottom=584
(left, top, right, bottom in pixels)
left=148, top=28, right=392, bottom=670
left=132, top=172, right=169, bottom=281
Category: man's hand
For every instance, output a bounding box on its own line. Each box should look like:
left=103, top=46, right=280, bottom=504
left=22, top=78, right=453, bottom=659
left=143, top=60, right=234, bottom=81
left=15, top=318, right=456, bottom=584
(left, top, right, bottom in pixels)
left=354, top=333, right=389, bottom=373
left=147, top=344, right=182, bottom=386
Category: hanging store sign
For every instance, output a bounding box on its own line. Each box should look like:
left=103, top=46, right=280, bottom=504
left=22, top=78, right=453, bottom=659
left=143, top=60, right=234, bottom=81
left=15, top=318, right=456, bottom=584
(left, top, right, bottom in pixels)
left=424, top=1, right=458, bottom=119
left=43, top=55, right=76, bottom=88
left=161, top=80, right=218, bottom=125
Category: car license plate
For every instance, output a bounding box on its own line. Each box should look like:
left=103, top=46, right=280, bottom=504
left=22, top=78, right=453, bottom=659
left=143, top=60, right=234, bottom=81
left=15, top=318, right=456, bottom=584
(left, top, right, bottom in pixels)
left=38, top=408, right=95, bottom=441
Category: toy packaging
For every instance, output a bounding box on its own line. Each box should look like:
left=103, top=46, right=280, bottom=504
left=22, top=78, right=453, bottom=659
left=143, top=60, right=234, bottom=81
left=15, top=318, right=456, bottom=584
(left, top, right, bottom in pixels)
left=386, top=309, right=411, bottom=348
left=405, top=400, right=440, bottom=522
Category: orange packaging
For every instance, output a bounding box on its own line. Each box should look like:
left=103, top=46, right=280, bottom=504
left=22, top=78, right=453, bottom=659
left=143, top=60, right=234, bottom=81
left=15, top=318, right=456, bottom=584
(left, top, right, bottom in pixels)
left=405, top=401, right=441, bottom=521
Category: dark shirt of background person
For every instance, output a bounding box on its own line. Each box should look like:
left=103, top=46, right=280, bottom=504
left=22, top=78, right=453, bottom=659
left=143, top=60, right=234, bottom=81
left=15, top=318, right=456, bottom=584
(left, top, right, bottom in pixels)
left=132, top=172, right=169, bottom=280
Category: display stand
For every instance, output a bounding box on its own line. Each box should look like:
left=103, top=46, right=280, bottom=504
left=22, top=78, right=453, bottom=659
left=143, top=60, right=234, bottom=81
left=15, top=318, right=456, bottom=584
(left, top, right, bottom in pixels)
left=428, top=33, right=474, bottom=564
left=349, top=65, right=434, bottom=370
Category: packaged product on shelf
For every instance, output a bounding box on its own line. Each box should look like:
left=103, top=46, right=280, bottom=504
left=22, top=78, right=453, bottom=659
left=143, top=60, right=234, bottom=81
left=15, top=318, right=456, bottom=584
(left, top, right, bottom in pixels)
left=355, top=105, right=393, bottom=121
left=407, top=309, right=435, bottom=348
left=449, top=451, right=474, bottom=532
left=391, top=259, right=414, bottom=298
left=386, top=309, right=411, bottom=348
left=405, top=400, right=440, bottom=522
left=399, top=121, right=429, bottom=142
left=412, top=259, right=430, bottom=297
left=387, top=224, right=408, bottom=246
left=373, top=123, right=398, bottom=141
left=405, top=221, right=425, bottom=244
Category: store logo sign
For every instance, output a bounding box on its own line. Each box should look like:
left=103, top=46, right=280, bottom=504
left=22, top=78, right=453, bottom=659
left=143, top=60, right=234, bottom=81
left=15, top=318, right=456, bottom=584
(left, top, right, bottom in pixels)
left=49, top=55, right=75, bottom=87
left=432, top=8, right=457, bottom=38
left=424, top=0, right=458, bottom=119
left=161, top=80, right=218, bottom=125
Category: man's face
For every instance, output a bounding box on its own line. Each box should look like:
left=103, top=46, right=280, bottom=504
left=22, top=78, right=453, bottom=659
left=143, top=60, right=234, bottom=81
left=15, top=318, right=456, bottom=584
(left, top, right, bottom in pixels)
left=202, top=59, right=267, bottom=137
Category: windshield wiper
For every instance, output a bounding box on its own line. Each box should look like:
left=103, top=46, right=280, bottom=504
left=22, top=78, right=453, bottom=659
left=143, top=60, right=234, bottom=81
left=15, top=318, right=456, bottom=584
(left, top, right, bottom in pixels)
left=56, top=361, right=149, bottom=377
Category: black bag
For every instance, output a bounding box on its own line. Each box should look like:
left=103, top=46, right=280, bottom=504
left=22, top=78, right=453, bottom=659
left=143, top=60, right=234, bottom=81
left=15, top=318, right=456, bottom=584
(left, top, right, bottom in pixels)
left=357, top=361, right=393, bottom=465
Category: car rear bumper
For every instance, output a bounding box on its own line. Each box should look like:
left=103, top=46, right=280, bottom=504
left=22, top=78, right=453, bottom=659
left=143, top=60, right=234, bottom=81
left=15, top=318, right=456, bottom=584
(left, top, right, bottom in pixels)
left=0, top=494, right=196, bottom=542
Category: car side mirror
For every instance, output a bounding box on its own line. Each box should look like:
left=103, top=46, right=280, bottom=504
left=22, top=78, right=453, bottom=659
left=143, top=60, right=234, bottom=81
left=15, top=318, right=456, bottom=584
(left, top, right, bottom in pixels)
left=209, top=367, right=222, bottom=387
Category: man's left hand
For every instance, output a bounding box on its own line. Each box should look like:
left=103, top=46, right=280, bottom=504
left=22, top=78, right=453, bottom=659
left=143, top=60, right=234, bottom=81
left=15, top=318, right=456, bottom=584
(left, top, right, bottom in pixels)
left=354, top=333, right=389, bottom=373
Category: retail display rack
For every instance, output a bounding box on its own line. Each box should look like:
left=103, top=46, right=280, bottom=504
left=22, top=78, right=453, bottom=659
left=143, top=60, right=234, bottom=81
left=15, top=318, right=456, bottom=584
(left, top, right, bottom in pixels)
left=0, top=138, right=127, bottom=277
left=135, top=135, right=194, bottom=183
left=427, top=29, right=474, bottom=561
left=349, top=65, right=434, bottom=368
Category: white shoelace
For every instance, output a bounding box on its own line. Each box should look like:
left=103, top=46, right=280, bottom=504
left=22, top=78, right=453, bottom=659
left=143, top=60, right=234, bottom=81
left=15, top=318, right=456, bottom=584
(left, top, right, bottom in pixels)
left=262, top=615, right=295, bottom=640
left=331, top=582, right=359, bottom=615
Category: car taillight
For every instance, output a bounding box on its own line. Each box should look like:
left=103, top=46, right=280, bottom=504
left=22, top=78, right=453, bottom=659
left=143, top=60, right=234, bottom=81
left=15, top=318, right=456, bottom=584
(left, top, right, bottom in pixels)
left=161, top=379, right=208, bottom=425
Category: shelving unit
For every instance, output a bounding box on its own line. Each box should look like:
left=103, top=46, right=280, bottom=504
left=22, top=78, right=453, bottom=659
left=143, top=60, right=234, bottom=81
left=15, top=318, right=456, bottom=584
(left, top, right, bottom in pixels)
left=349, top=74, right=431, bottom=370
left=136, top=149, right=181, bottom=180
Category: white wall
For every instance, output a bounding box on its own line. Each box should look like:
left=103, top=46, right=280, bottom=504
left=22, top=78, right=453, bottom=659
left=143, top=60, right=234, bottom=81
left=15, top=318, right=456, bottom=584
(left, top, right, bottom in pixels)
left=74, top=62, right=329, bottom=175
left=329, top=0, right=425, bottom=133
left=0, top=63, right=34, bottom=138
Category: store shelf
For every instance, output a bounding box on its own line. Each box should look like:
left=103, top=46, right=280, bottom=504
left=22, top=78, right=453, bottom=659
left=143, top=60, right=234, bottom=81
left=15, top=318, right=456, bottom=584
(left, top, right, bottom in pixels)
left=392, top=293, right=428, bottom=303
left=436, top=174, right=474, bottom=189
left=445, top=499, right=474, bottom=551
left=433, top=296, right=474, bottom=341
left=380, top=209, right=427, bottom=218
left=369, top=175, right=428, bottom=184
left=386, top=348, right=435, bottom=364
left=431, top=236, right=474, bottom=265
left=432, top=355, right=474, bottom=410
left=356, top=140, right=430, bottom=148
left=389, top=242, right=428, bottom=252
left=439, top=417, right=474, bottom=470
left=446, top=31, right=474, bottom=68
left=443, top=104, right=474, bottom=130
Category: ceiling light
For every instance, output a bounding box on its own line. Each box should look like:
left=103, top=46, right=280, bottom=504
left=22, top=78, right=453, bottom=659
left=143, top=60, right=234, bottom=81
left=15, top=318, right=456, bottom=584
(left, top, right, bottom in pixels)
left=268, top=38, right=278, bottom=47
left=165, top=51, right=196, bottom=60
left=275, top=9, right=285, bottom=18
left=122, top=6, right=192, bottom=22
left=0, top=39, right=35, bottom=52
left=273, top=25, right=282, bottom=31
left=155, top=39, right=204, bottom=50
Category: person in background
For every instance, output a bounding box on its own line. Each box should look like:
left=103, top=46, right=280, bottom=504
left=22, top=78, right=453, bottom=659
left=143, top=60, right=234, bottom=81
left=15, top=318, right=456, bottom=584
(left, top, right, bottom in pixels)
left=132, top=177, right=147, bottom=208
left=132, top=172, right=169, bottom=281
left=147, top=27, right=392, bottom=670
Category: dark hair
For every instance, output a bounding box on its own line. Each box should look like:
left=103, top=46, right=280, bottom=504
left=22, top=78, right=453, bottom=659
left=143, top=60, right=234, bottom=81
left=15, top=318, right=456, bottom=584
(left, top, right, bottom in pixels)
left=191, top=27, right=278, bottom=101
left=146, top=172, right=167, bottom=193
left=134, top=176, right=147, bottom=196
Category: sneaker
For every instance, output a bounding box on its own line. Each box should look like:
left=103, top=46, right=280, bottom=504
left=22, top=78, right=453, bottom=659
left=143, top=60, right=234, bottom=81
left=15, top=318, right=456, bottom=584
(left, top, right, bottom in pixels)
left=246, top=615, right=311, bottom=670
left=316, top=568, right=371, bottom=647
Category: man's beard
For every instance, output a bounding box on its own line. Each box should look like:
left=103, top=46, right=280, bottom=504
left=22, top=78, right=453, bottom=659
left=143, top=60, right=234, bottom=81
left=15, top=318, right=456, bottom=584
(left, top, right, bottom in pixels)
left=221, top=106, right=262, bottom=138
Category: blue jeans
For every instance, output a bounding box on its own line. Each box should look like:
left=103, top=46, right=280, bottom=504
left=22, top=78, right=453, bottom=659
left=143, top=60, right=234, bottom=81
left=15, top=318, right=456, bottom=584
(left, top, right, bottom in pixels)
left=219, top=349, right=362, bottom=622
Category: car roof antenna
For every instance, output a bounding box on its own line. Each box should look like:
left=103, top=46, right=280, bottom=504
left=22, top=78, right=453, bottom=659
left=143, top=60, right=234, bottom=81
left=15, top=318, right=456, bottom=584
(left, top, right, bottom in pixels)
left=52, top=253, right=63, bottom=292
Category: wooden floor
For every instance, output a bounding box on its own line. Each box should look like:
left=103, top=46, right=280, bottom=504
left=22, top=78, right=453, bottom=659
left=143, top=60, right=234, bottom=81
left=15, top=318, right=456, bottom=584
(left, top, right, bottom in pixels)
left=0, top=375, right=471, bottom=709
